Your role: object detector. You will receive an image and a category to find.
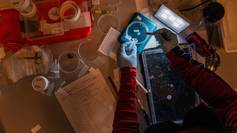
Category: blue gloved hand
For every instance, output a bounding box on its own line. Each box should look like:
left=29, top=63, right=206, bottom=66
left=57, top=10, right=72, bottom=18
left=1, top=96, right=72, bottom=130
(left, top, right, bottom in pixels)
left=150, top=28, right=178, bottom=53
left=118, top=41, right=137, bottom=68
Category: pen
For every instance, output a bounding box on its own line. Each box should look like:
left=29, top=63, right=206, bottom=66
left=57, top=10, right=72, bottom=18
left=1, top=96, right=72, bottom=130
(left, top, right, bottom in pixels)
left=108, top=76, right=118, bottom=95
left=137, top=98, right=150, bottom=125
left=136, top=79, right=148, bottom=94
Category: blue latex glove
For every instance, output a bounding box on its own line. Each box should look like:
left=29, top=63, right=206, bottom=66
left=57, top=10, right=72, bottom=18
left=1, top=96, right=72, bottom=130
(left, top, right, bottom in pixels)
left=150, top=28, right=178, bottom=53
left=118, top=41, right=137, bottom=68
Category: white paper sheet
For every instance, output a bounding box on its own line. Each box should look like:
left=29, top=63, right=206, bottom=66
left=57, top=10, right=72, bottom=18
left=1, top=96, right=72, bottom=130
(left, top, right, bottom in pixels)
left=98, top=27, right=120, bottom=61
left=55, top=68, right=116, bottom=133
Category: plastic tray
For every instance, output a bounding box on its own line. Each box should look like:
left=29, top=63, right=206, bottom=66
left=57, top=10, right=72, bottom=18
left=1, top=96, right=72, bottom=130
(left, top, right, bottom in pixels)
left=0, top=0, right=92, bottom=52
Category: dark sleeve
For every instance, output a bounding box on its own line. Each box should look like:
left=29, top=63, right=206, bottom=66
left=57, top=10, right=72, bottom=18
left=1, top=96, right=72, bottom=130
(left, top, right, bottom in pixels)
left=167, top=47, right=237, bottom=132
left=112, top=67, right=139, bottom=133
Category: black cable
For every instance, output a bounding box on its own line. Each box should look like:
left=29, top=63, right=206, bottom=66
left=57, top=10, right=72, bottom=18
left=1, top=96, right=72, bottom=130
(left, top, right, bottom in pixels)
left=179, top=0, right=212, bottom=12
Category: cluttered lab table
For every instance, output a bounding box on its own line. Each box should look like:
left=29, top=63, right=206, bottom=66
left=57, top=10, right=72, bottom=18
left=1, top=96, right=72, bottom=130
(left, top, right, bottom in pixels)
left=0, top=0, right=226, bottom=132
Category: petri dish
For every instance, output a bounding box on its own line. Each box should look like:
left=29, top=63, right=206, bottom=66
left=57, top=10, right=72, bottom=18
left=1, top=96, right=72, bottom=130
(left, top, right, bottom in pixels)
left=58, top=51, right=89, bottom=83
left=97, top=14, right=120, bottom=33
left=58, top=51, right=81, bottom=74
left=78, top=39, right=99, bottom=62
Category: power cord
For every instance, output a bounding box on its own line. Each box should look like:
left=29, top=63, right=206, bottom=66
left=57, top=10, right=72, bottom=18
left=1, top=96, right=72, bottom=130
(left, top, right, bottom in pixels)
left=179, top=0, right=212, bottom=12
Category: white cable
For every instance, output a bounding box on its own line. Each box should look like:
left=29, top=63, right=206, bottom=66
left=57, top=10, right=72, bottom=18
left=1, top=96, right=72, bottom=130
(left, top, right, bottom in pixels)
left=11, top=0, right=38, bottom=18
left=59, top=1, right=81, bottom=22
left=21, top=3, right=37, bottom=18
left=48, top=7, right=60, bottom=21
left=11, top=0, right=31, bottom=11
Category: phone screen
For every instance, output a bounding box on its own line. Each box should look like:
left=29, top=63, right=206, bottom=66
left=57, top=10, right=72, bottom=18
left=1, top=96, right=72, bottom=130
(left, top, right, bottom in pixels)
left=154, top=5, right=190, bottom=33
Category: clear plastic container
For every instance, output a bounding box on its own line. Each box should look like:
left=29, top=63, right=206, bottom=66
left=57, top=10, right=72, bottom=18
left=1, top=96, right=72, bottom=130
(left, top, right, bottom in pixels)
left=219, top=0, right=237, bottom=53
left=59, top=51, right=81, bottom=73
left=58, top=51, right=89, bottom=82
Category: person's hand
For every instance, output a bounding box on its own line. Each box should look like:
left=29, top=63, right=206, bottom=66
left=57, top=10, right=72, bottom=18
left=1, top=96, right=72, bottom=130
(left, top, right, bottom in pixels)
left=118, top=40, right=137, bottom=68
left=148, top=28, right=178, bottom=53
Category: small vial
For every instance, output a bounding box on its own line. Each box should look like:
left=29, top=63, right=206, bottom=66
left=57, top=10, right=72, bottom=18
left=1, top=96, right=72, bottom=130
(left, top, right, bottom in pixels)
left=32, top=76, right=49, bottom=92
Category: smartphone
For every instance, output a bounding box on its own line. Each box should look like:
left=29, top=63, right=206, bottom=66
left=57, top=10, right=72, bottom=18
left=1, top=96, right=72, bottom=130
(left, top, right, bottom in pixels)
left=154, top=5, right=190, bottom=33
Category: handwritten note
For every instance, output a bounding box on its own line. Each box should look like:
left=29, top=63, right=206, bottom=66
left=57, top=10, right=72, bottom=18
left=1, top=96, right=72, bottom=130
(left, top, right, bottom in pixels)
left=55, top=68, right=116, bottom=133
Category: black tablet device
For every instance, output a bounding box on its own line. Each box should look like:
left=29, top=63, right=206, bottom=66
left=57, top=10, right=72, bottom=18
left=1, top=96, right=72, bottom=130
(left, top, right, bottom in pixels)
left=141, top=48, right=199, bottom=124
